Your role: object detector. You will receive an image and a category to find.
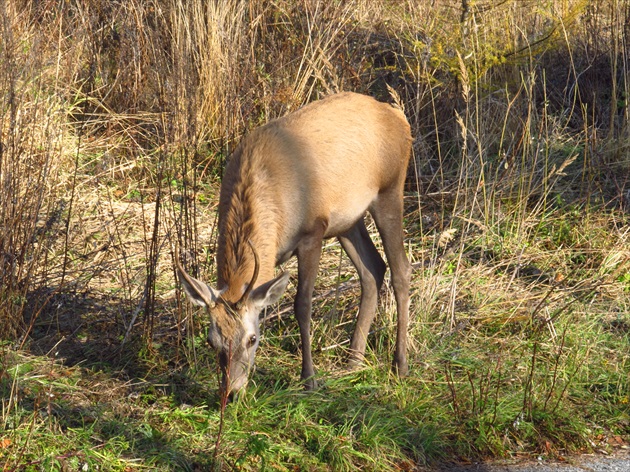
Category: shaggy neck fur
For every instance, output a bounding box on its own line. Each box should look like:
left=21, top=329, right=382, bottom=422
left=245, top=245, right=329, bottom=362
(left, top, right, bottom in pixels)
left=213, top=137, right=279, bottom=336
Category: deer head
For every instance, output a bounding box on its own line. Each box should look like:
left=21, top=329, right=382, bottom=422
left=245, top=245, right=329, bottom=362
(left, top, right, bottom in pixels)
left=176, top=242, right=289, bottom=395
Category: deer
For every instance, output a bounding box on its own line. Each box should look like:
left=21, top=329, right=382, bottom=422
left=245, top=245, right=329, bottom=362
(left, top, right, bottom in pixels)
left=176, top=91, right=412, bottom=396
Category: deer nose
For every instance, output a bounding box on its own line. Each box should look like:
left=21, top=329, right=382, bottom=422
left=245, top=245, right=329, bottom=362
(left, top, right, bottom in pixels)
left=227, top=373, right=248, bottom=395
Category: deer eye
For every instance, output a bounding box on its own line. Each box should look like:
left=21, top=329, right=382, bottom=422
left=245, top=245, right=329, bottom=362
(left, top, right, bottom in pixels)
left=247, top=334, right=257, bottom=348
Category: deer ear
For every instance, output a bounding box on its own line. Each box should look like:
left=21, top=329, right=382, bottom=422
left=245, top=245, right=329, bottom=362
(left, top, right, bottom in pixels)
left=177, top=267, right=222, bottom=308
left=250, top=272, right=290, bottom=309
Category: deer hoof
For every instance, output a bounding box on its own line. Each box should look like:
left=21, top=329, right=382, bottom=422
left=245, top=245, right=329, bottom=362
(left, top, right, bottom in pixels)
left=303, top=377, right=318, bottom=390
left=392, top=359, right=409, bottom=377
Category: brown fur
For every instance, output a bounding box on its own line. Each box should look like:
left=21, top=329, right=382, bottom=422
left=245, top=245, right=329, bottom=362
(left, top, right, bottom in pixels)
left=217, top=92, right=410, bottom=292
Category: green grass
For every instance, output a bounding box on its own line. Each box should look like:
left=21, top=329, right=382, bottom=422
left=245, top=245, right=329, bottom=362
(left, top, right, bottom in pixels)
left=2, top=266, right=629, bottom=470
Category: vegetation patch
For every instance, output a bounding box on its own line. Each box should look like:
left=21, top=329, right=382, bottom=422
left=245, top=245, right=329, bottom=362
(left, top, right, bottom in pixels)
left=1, top=0, right=629, bottom=470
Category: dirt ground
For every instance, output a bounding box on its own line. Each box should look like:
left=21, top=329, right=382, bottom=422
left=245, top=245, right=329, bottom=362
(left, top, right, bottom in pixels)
left=425, top=450, right=630, bottom=472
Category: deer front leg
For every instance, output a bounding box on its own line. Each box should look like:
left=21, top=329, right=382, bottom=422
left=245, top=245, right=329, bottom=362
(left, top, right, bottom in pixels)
left=294, top=224, right=325, bottom=390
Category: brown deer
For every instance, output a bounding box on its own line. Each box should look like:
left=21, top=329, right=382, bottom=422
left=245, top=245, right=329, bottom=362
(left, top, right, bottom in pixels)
left=176, top=92, right=412, bottom=395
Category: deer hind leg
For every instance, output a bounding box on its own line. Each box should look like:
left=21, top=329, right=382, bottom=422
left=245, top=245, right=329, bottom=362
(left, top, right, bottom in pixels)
left=338, top=219, right=386, bottom=368
left=294, top=221, right=326, bottom=390
left=370, top=189, right=411, bottom=376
